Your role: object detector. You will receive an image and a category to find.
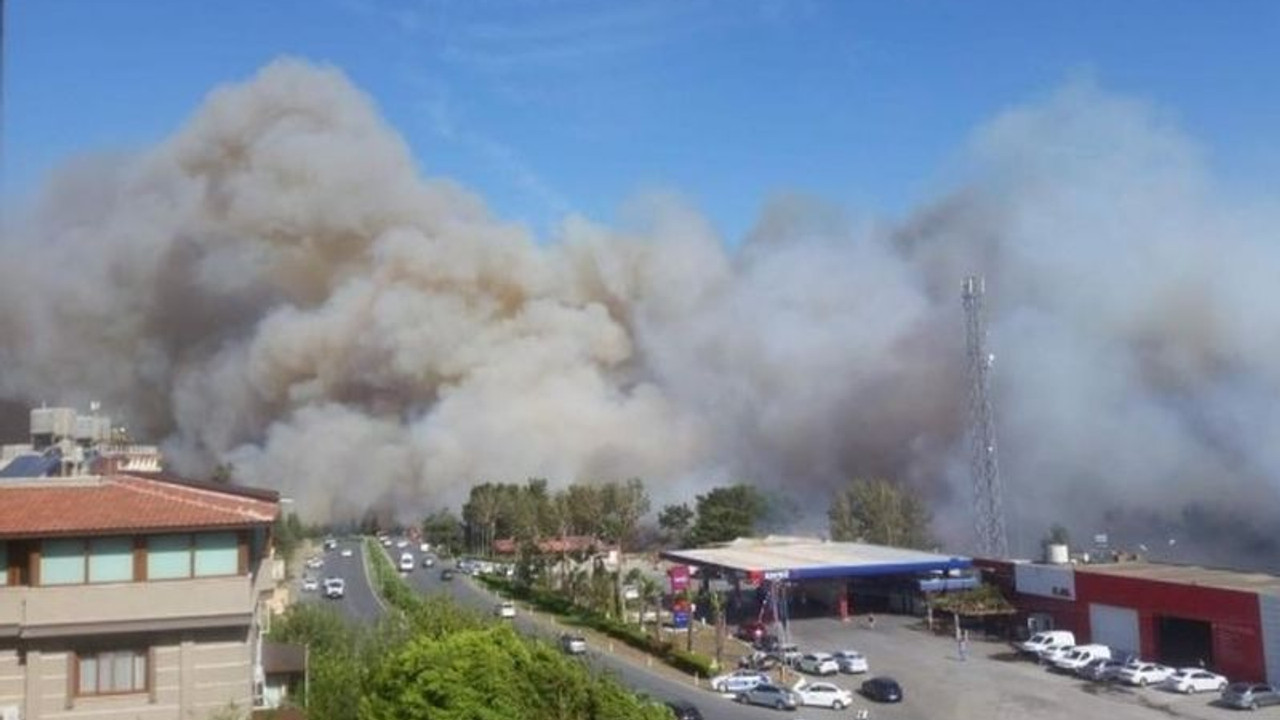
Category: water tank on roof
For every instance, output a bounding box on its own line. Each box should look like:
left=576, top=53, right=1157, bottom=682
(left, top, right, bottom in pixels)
left=1045, top=543, right=1069, bottom=565
left=31, top=407, right=76, bottom=437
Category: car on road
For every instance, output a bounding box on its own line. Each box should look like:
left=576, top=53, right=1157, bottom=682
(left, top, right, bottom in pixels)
left=323, top=537, right=337, bottom=551
left=301, top=576, right=319, bottom=592
left=664, top=699, right=704, bottom=720
left=399, top=552, right=415, bottom=572
left=797, top=652, right=839, bottom=676
left=832, top=649, right=869, bottom=674
left=736, top=683, right=798, bottom=710
left=395, top=539, right=410, bottom=549
left=1222, top=682, right=1280, bottom=710
left=421, top=555, right=436, bottom=568
left=560, top=633, right=587, bottom=655
left=323, top=577, right=346, bottom=599
left=792, top=679, right=854, bottom=709
left=710, top=669, right=771, bottom=694
left=495, top=601, right=516, bottom=619
left=340, top=547, right=354, bottom=558
left=1161, top=668, right=1227, bottom=694
left=1116, top=661, right=1174, bottom=687
left=419, top=542, right=432, bottom=553
left=736, top=621, right=768, bottom=643
left=860, top=676, right=903, bottom=703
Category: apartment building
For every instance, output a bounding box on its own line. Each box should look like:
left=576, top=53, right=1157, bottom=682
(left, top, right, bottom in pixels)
left=0, top=472, right=280, bottom=720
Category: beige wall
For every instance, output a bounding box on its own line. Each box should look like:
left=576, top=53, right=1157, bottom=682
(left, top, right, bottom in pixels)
left=4, top=629, right=253, bottom=720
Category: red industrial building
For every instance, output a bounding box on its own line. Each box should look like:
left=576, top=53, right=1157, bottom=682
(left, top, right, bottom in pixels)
left=977, top=556, right=1280, bottom=683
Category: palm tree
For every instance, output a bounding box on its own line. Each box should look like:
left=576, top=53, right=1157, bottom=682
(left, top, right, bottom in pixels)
left=638, top=576, right=663, bottom=645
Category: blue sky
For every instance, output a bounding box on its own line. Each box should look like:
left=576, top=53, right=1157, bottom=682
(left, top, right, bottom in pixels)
left=7, top=0, right=1279, bottom=242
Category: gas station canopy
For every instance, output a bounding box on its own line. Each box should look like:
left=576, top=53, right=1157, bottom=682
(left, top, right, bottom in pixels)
left=660, top=535, right=971, bottom=583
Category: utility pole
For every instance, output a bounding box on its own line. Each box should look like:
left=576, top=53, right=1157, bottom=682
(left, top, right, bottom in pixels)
left=963, top=276, right=1009, bottom=558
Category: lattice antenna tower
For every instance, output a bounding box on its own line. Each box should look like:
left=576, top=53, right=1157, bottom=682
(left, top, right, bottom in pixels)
left=963, top=276, right=1008, bottom=558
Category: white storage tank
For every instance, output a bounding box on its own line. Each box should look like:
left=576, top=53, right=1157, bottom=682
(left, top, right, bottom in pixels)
left=1046, top=543, right=1070, bottom=565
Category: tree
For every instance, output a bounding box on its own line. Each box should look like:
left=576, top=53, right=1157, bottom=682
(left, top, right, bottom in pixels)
left=600, top=478, right=651, bottom=619
left=420, top=510, right=463, bottom=555
left=658, top=503, right=695, bottom=547
left=827, top=478, right=933, bottom=549
left=462, top=483, right=501, bottom=556
left=708, top=589, right=727, bottom=671
left=687, top=484, right=768, bottom=546
left=210, top=462, right=235, bottom=485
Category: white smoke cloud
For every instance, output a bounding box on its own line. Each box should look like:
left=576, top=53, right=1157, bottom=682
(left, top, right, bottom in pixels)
left=3, top=60, right=1278, bottom=562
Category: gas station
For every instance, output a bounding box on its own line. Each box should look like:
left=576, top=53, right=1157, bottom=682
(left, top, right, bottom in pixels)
left=659, top=536, right=974, bottom=629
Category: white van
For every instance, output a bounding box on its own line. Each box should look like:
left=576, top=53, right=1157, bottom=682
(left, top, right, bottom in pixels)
left=399, top=552, right=415, bottom=572
left=1050, top=644, right=1111, bottom=672
left=1016, top=630, right=1076, bottom=657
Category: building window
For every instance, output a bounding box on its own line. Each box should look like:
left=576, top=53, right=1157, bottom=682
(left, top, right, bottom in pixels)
left=194, top=532, right=238, bottom=576
left=40, top=538, right=87, bottom=585
left=88, top=537, right=133, bottom=583
left=147, top=534, right=192, bottom=579
left=76, top=649, right=147, bottom=696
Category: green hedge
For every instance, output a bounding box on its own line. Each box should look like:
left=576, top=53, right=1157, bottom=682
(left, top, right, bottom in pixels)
left=478, top=574, right=717, bottom=678
left=364, top=538, right=422, bottom=613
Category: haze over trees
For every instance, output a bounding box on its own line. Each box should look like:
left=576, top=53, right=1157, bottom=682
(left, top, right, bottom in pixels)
left=827, top=478, right=933, bottom=549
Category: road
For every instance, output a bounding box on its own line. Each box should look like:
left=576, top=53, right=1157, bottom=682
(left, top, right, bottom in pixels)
left=294, top=538, right=386, bottom=624
left=383, top=545, right=794, bottom=720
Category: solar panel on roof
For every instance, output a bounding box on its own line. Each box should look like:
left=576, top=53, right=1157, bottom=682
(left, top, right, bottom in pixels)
left=0, top=453, right=61, bottom=478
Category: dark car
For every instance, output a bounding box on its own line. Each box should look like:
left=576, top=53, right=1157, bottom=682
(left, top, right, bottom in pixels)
left=736, top=621, right=768, bottom=643
left=861, top=676, right=904, bottom=703
left=440, top=568, right=454, bottom=581
left=1221, top=682, right=1280, bottom=710
left=664, top=699, right=704, bottom=720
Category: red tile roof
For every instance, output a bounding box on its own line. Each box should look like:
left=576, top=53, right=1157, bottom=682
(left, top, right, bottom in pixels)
left=0, top=474, right=279, bottom=538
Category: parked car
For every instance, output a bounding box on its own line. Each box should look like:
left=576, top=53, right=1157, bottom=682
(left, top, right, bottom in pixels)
left=323, top=577, right=346, bottom=599
left=792, top=679, right=854, bottom=709
left=832, top=649, right=869, bottom=674
left=1078, top=657, right=1128, bottom=681
left=440, top=568, right=454, bottom=581
left=495, top=601, right=516, bottom=619
left=736, top=683, right=799, bottom=710
left=797, top=652, right=840, bottom=676
left=1050, top=644, right=1111, bottom=672
left=737, top=651, right=779, bottom=671
left=860, top=676, right=903, bottom=703
left=1223, top=682, right=1280, bottom=710
left=736, top=621, right=768, bottom=643
left=664, top=699, right=704, bottom=720
left=768, top=643, right=803, bottom=667
left=560, top=633, right=587, bottom=655
left=301, top=576, right=319, bottom=592
left=709, top=669, right=770, bottom=694
left=1016, top=630, right=1076, bottom=657
left=1117, top=662, right=1175, bottom=687
left=1162, top=668, right=1227, bottom=694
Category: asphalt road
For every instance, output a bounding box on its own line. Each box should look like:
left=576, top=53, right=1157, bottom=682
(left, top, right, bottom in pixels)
left=382, top=546, right=798, bottom=720
left=295, top=538, right=386, bottom=624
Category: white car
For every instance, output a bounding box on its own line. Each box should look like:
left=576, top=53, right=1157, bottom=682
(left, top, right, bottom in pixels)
left=399, top=553, right=415, bottom=572
left=419, top=542, right=432, bottom=553
left=792, top=679, right=855, bottom=709
left=305, top=557, right=324, bottom=570
left=832, top=649, right=869, bottom=674
left=771, top=644, right=803, bottom=666
left=301, top=576, right=319, bottom=592
left=495, top=601, right=516, bottom=619
left=1162, top=668, right=1228, bottom=694
left=797, top=652, right=840, bottom=676
left=1117, top=662, right=1174, bottom=687
left=340, top=547, right=354, bottom=558
left=395, top=539, right=410, bottom=549
left=710, top=670, right=771, bottom=694
left=323, top=577, right=346, bottom=599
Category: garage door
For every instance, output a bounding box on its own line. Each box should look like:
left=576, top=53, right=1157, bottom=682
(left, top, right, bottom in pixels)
left=1090, top=603, right=1140, bottom=656
left=1260, top=595, right=1280, bottom=685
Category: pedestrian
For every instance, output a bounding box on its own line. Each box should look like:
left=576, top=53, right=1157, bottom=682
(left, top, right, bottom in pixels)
left=867, top=613, right=876, bottom=630
left=958, top=629, right=969, bottom=661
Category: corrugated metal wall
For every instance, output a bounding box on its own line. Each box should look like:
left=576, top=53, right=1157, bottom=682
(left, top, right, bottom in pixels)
left=1088, top=603, right=1140, bottom=656
left=1257, top=594, right=1280, bottom=685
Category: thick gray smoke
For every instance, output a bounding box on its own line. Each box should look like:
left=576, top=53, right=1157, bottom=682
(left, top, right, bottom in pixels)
left=3, top=61, right=1278, bottom=563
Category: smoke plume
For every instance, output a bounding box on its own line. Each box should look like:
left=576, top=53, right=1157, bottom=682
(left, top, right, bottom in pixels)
left=3, top=60, right=1278, bottom=563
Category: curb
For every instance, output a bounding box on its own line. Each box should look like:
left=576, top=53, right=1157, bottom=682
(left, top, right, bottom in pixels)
left=359, top=537, right=390, bottom=614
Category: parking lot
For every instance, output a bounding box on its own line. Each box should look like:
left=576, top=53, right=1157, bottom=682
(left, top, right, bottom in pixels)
left=762, top=613, right=1250, bottom=720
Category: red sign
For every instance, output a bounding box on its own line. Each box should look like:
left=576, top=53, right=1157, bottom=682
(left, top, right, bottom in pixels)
left=668, top=565, right=690, bottom=593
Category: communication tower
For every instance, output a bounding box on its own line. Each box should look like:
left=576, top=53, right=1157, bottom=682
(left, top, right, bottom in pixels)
left=962, top=276, right=1008, bottom=557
